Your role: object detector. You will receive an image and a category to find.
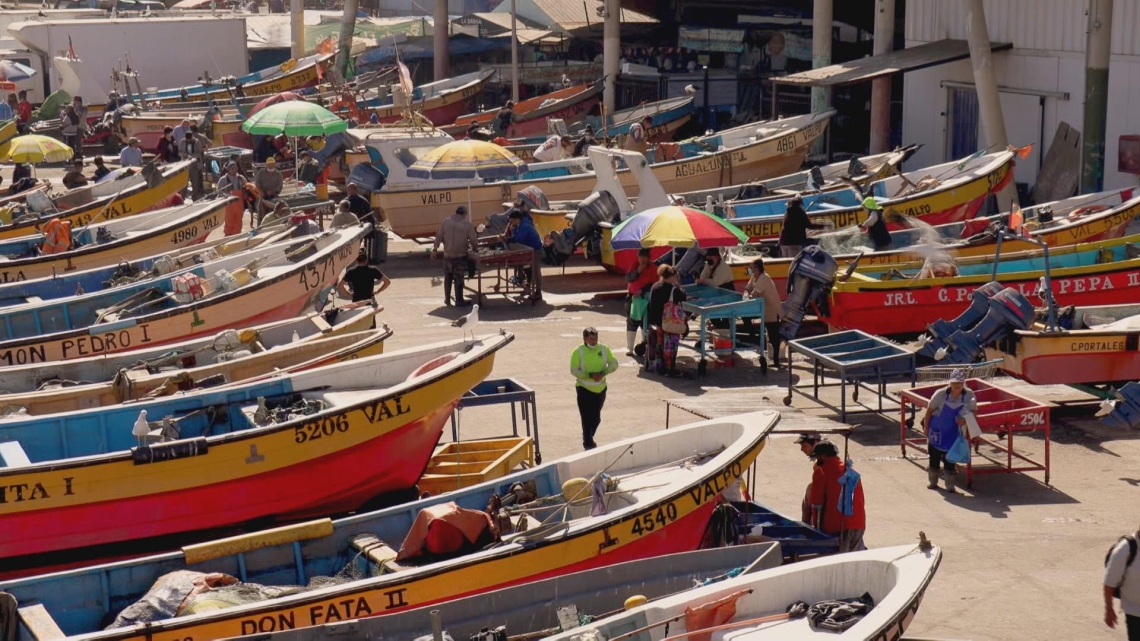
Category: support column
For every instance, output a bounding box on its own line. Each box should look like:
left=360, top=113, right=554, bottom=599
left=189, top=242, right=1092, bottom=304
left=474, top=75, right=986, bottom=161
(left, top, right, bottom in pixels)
left=290, top=0, right=304, bottom=60
left=510, top=0, right=520, bottom=102
left=965, top=0, right=1015, bottom=207
left=811, top=0, right=832, bottom=153
left=603, top=0, right=620, bottom=116
left=869, top=0, right=895, bottom=153
left=335, top=0, right=360, bottom=79
left=433, top=0, right=449, bottom=81
left=1081, top=0, right=1113, bottom=193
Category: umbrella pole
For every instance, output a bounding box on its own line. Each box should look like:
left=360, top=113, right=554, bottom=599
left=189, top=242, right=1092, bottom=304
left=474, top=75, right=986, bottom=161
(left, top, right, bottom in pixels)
left=467, top=184, right=472, bottom=218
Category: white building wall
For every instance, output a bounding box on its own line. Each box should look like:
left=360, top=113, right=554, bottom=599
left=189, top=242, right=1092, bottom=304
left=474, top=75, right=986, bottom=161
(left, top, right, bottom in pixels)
left=903, top=0, right=1140, bottom=191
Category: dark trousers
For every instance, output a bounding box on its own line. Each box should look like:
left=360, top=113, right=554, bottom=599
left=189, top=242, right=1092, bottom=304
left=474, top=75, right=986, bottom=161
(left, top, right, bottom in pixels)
left=63, top=133, right=82, bottom=160
left=929, top=446, right=956, bottom=474
left=1128, top=614, right=1140, bottom=641
left=444, top=257, right=467, bottom=305
left=576, top=386, right=606, bottom=448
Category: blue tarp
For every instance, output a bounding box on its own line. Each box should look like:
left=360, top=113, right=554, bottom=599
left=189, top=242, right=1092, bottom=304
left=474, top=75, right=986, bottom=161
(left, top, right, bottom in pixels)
left=357, top=36, right=506, bottom=65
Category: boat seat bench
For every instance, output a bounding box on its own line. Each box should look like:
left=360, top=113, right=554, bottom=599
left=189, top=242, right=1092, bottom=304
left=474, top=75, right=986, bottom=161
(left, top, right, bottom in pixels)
left=351, top=533, right=408, bottom=574
left=17, top=602, right=66, bottom=640
left=0, top=440, right=31, bottom=468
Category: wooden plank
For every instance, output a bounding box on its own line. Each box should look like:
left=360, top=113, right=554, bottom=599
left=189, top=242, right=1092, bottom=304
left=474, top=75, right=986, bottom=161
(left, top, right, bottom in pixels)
left=1034, top=122, right=1082, bottom=203
left=18, top=604, right=65, bottom=641
left=182, top=519, right=333, bottom=565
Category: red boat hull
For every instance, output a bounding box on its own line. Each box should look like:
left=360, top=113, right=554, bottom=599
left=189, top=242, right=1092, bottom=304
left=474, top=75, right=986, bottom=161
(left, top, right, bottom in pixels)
left=0, top=404, right=451, bottom=560
left=375, top=97, right=475, bottom=128
left=507, top=95, right=603, bottom=138
left=825, top=266, right=1140, bottom=335
left=1010, top=351, right=1140, bottom=385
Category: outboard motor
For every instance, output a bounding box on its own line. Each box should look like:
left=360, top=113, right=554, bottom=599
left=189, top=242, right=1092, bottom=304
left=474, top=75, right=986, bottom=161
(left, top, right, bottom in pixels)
left=780, top=245, right=839, bottom=340
left=547, top=190, right=621, bottom=264
left=1098, top=382, right=1140, bottom=430
left=932, top=287, right=1035, bottom=365
left=917, top=281, right=1005, bottom=359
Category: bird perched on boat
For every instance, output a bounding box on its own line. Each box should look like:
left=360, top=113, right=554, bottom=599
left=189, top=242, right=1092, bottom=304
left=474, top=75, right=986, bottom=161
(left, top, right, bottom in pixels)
left=132, top=410, right=150, bottom=446
left=561, top=74, right=572, bottom=88
left=684, top=85, right=698, bottom=95
left=452, top=303, right=480, bottom=340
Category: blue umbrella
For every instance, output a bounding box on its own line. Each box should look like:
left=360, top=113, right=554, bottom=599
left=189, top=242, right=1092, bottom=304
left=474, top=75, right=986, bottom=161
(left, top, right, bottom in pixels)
left=0, top=60, right=36, bottom=84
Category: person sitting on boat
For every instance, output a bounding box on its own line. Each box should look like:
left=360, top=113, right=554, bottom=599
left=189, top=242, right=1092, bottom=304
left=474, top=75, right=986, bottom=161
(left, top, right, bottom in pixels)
left=533, top=135, right=573, bottom=163
left=337, top=250, right=390, bottom=305
left=809, top=440, right=866, bottom=552
left=921, top=368, right=976, bottom=494
left=697, top=249, right=734, bottom=290
left=858, top=196, right=893, bottom=251
left=156, top=126, right=180, bottom=164
left=119, top=137, right=144, bottom=168
left=623, top=116, right=653, bottom=155
left=92, top=156, right=111, bottom=181
left=495, top=100, right=514, bottom=136
left=62, top=159, right=88, bottom=190
left=573, top=125, right=598, bottom=157
left=778, top=194, right=826, bottom=258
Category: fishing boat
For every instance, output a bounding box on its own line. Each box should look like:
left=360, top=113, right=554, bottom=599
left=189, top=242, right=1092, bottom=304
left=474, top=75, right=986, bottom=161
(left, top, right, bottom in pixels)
left=138, top=54, right=333, bottom=106
left=375, top=111, right=832, bottom=238
left=728, top=188, right=1140, bottom=294
left=0, top=224, right=365, bottom=364
left=0, top=160, right=192, bottom=242
left=0, top=333, right=512, bottom=567
left=446, top=80, right=605, bottom=138
left=214, top=543, right=784, bottom=641
left=0, top=309, right=390, bottom=416
left=350, top=69, right=494, bottom=126
left=0, top=410, right=777, bottom=639
left=820, top=233, right=1140, bottom=335
left=0, top=197, right=228, bottom=284
left=543, top=542, right=942, bottom=641
left=985, top=302, right=1140, bottom=385
left=120, top=111, right=245, bottom=152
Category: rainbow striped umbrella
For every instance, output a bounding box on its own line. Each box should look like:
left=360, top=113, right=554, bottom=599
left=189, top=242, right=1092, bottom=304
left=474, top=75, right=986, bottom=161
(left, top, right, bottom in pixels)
left=610, top=205, right=749, bottom=250
left=407, top=139, right=528, bottom=180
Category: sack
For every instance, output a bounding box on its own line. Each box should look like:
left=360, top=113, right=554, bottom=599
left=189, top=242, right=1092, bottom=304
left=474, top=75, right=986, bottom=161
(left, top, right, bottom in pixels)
left=1106, top=535, right=1138, bottom=598
left=630, top=294, right=648, bottom=322
left=662, top=298, right=687, bottom=335
left=944, top=431, right=971, bottom=466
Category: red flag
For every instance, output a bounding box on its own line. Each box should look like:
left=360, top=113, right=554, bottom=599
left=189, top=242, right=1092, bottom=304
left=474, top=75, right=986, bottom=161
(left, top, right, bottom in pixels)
left=67, top=35, right=77, bottom=60
left=316, top=36, right=336, bottom=56
left=1014, top=144, right=1034, bottom=159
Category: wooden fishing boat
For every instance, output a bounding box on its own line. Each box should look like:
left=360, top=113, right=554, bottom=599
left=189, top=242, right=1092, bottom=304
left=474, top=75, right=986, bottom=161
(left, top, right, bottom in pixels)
left=727, top=148, right=1018, bottom=242
left=821, top=233, right=1140, bottom=335
left=214, top=543, right=784, bottom=641
left=350, top=69, right=493, bottom=126
left=985, top=302, right=1140, bottom=385
left=0, top=410, right=776, bottom=639
left=0, top=224, right=365, bottom=364
left=446, top=80, right=605, bottom=138
left=0, top=159, right=192, bottom=242
left=0, top=306, right=376, bottom=390
left=135, top=54, right=333, bottom=107
left=728, top=189, right=1140, bottom=295
left=0, top=333, right=512, bottom=567
left=0, top=118, right=17, bottom=149
left=0, top=197, right=228, bottom=284
left=375, top=111, right=832, bottom=238
left=120, top=112, right=245, bottom=152
left=0, top=311, right=390, bottom=416
left=543, top=543, right=942, bottom=641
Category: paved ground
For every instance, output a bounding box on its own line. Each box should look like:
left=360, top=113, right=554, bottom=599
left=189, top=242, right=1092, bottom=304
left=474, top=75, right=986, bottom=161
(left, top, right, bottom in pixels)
left=371, top=233, right=1136, bottom=641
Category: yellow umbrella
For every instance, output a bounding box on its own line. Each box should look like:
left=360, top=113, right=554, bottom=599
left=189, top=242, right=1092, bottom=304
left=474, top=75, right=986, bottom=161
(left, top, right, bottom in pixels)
left=0, top=134, right=74, bottom=164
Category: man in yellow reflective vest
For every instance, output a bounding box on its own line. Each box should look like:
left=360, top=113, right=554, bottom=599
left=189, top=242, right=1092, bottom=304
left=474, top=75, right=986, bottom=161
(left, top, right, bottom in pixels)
left=570, top=327, right=619, bottom=450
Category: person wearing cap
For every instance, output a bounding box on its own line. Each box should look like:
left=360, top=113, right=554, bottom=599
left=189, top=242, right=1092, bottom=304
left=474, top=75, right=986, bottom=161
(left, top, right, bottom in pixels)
left=119, top=137, right=144, bottom=168
left=62, top=159, right=88, bottom=190
left=532, top=134, right=574, bottom=163
left=573, top=125, right=597, bottom=157
left=623, top=115, right=654, bottom=154
left=625, top=248, right=656, bottom=356
left=697, top=249, right=734, bottom=290
left=809, top=440, right=866, bottom=552
left=744, top=257, right=783, bottom=367
left=569, top=327, right=618, bottom=450
left=216, top=162, right=248, bottom=234
left=858, top=196, right=892, bottom=251
left=795, top=433, right=827, bottom=521
left=431, top=205, right=479, bottom=307
left=921, top=368, right=976, bottom=494
left=503, top=208, right=544, bottom=300
left=778, top=193, right=826, bottom=258
left=255, top=157, right=284, bottom=201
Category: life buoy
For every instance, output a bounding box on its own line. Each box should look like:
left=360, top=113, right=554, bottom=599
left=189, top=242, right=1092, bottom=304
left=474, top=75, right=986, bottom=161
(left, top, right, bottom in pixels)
left=41, top=218, right=72, bottom=255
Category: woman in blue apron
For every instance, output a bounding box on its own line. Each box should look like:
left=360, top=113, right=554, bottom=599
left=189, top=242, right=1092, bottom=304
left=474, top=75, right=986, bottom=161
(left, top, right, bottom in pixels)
left=921, top=368, right=976, bottom=494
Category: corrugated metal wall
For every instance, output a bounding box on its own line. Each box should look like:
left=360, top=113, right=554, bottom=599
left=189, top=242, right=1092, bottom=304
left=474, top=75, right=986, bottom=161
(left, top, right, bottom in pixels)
left=906, top=0, right=1140, bottom=57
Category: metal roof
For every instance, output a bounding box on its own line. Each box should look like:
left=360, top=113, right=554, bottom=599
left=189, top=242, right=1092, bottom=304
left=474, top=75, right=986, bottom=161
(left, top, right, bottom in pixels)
left=772, top=38, right=1013, bottom=87
left=530, top=0, right=656, bottom=32
left=469, top=12, right=545, bottom=33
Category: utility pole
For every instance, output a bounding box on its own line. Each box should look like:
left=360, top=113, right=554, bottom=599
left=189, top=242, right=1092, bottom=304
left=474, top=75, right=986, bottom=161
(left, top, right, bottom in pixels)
left=964, top=0, right=1015, bottom=208
left=869, top=0, right=895, bottom=153
left=290, top=0, right=304, bottom=60
left=602, top=0, right=619, bottom=116
left=1081, top=0, right=1113, bottom=193
left=433, top=0, right=449, bottom=81
left=811, top=0, right=832, bottom=153
left=335, top=0, right=360, bottom=79
left=510, top=0, right=519, bottom=102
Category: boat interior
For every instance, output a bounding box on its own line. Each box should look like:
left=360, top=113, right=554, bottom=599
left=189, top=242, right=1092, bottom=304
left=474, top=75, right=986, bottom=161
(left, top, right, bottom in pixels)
left=1051, top=303, right=1140, bottom=331
left=0, top=415, right=758, bottom=637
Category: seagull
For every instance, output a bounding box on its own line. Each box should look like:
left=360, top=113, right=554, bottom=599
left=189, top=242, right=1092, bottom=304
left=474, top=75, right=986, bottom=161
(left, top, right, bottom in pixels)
left=132, top=409, right=150, bottom=446
left=452, top=303, right=479, bottom=341
left=1096, top=397, right=1117, bottom=418
left=561, top=74, right=572, bottom=88
left=684, top=85, right=697, bottom=95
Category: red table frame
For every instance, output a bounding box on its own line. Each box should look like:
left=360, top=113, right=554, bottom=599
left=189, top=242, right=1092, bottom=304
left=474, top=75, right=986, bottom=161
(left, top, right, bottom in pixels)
left=466, top=248, right=540, bottom=306
left=899, top=378, right=1050, bottom=488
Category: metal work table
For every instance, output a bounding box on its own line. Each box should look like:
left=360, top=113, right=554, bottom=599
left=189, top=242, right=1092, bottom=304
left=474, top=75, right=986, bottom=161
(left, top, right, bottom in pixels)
left=680, top=284, right=766, bottom=376
left=450, top=378, right=541, bottom=463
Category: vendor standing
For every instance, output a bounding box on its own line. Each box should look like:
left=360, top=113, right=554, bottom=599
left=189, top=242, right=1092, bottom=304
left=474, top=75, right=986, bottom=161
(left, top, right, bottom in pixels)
left=744, top=257, right=783, bottom=367
left=625, top=248, right=657, bottom=356
left=778, top=194, right=826, bottom=257
left=921, top=369, right=976, bottom=494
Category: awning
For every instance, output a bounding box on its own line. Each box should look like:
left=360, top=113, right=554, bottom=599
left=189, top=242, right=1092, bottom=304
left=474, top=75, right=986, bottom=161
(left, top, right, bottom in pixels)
left=772, top=38, right=1012, bottom=87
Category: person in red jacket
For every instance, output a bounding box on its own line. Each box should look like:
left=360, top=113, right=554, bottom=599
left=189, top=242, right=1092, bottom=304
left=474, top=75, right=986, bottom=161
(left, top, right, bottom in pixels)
left=809, top=440, right=866, bottom=552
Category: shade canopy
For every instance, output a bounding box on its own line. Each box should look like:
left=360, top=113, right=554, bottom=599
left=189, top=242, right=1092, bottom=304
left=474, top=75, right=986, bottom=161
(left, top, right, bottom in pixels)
left=407, top=139, right=528, bottom=180
left=247, top=91, right=306, bottom=118
left=0, top=135, right=73, bottom=164
left=241, top=100, right=348, bottom=137
left=610, top=205, right=749, bottom=250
